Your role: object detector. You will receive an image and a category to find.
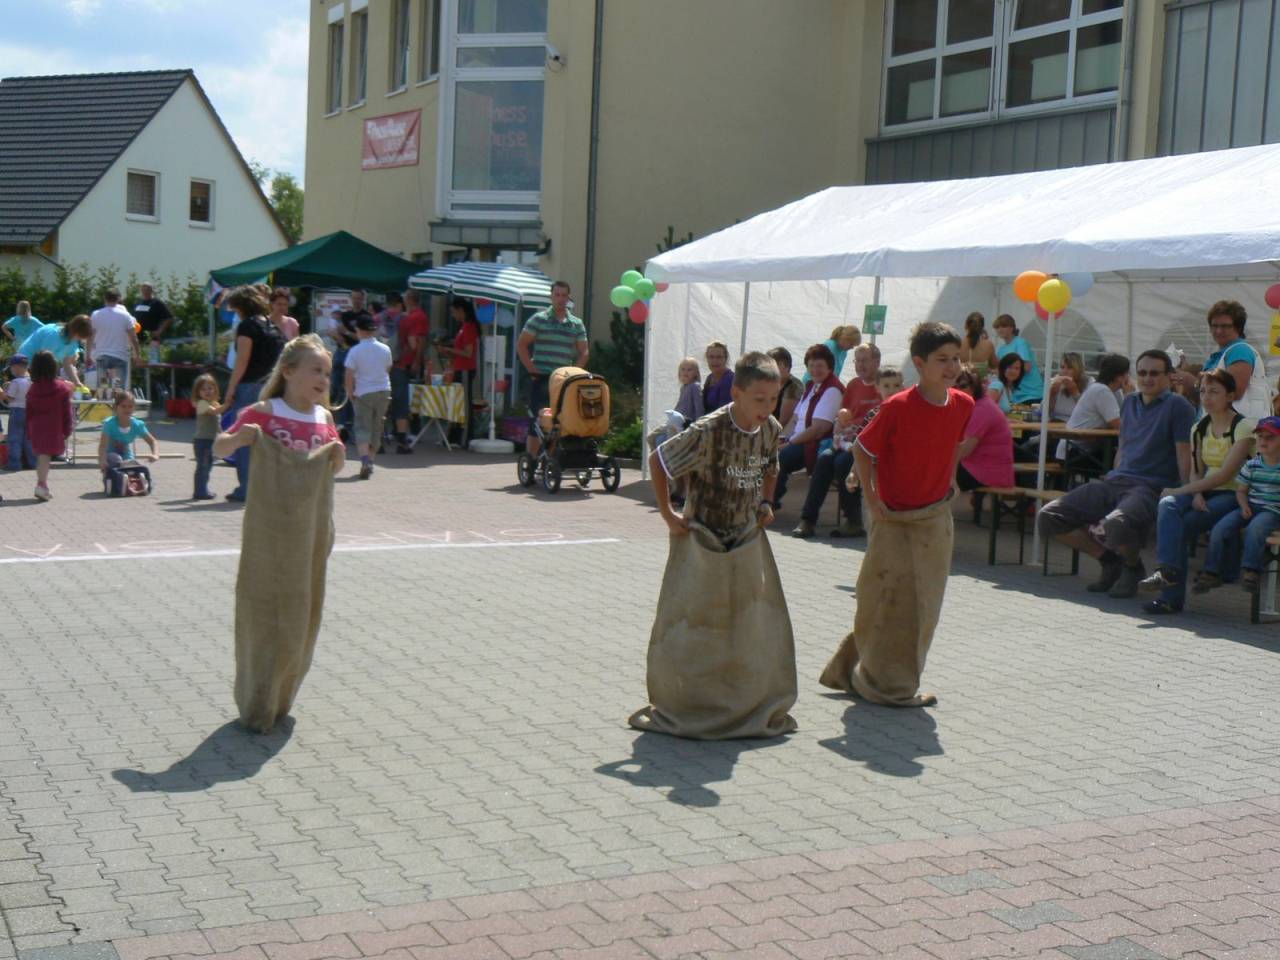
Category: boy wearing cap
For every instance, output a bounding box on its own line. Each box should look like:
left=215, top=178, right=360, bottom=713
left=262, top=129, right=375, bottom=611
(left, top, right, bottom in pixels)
left=1196, top=416, right=1280, bottom=594
left=3, top=354, right=35, bottom=470
left=344, top=313, right=392, bottom=480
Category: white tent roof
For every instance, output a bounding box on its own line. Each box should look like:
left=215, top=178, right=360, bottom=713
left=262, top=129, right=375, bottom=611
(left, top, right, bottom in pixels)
left=646, top=143, right=1280, bottom=283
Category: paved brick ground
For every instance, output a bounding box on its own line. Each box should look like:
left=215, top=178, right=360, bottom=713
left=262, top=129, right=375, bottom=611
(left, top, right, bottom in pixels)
left=1, top=418, right=1278, bottom=959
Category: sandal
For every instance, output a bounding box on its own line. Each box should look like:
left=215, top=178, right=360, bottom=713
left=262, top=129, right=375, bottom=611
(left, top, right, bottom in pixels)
left=1142, top=599, right=1182, bottom=615
left=1241, top=570, right=1260, bottom=594
left=1191, top=571, right=1222, bottom=594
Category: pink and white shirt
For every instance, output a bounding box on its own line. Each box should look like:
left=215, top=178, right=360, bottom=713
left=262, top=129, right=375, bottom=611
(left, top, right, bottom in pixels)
left=231, top=398, right=339, bottom=452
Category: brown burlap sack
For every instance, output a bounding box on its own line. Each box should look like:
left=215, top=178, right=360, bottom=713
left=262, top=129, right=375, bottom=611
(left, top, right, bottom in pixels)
left=819, top=496, right=953, bottom=707
left=629, top=522, right=798, bottom=740
left=234, top=434, right=338, bottom=733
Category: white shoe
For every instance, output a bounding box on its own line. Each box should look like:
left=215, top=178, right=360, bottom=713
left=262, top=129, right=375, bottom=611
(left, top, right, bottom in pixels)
left=34, top=485, right=51, bottom=501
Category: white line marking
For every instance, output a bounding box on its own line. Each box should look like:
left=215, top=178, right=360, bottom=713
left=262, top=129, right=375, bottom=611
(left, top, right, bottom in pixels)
left=0, top=537, right=622, bottom=566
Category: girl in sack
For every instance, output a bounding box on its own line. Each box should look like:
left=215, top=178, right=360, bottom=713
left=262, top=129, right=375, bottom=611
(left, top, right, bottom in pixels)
left=630, top=351, right=798, bottom=740
left=214, top=335, right=344, bottom=734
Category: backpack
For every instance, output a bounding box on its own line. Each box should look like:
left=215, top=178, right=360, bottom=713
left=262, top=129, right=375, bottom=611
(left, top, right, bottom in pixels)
left=1192, top=412, right=1244, bottom=476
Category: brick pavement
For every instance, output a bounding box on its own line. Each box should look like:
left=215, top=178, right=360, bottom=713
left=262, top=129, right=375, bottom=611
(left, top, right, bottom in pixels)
left=2, top=419, right=1278, bottom=959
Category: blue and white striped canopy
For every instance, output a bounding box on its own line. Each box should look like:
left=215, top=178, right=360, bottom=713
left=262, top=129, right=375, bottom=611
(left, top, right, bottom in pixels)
left=408, top=261, right=552, bottom=308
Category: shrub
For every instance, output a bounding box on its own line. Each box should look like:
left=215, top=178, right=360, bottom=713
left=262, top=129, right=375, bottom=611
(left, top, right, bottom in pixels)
left=602, top=415, right=643, bottom=459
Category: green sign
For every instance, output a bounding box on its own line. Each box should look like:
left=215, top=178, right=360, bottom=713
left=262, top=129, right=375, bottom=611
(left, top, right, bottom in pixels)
left=862, top=303, right=887, bottom=335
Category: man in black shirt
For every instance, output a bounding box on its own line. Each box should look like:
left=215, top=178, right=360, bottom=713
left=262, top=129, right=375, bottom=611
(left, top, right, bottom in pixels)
left=133, top=283, right=174, bottom=341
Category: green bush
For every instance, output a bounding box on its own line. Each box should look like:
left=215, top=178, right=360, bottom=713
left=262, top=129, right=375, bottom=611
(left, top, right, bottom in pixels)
left=602, top=415, right=643, bottom=459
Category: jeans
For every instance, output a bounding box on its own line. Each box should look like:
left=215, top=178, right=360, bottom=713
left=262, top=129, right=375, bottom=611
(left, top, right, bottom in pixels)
left=331, top=347, right=353, bottom=430
left=6, top=407, right=34, bottom=469
left=227, top=380, right=261, bottom=498
left=801, top=448, right=858, bottom=525
left=95, top=355, right=130, bottom=391
left=773, top=442, right=809, bottom=505
left=1209, top=507, right=1280, bottom=573
left=193, top=438, right=214, bottom=497
left=1154, top=491, right=1239, bottom=607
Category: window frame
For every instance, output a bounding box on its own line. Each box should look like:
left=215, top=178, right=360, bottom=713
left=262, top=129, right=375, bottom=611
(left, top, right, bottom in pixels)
left=349, top=7, right=369, bottom=108
left=390, top=0, right=411, bottom=93
left=326, top=20, right=345, bottom=115
left=125, top=169, right=160, bottom=222
left=880, top=0, right=1125, bottom=136
left=188, top=178, right=214, bottom=228
left=417, top=0, right=443, bottom=84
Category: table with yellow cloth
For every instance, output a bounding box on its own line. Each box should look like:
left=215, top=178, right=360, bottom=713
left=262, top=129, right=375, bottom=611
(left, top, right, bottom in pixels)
left=408, top=382, right=466, bottom=450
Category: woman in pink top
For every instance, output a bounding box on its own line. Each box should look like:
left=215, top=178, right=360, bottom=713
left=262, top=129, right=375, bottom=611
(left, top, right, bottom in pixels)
left=268, top=288, right=300, bottom=341
left=953, top=365, right=1014, bottom=492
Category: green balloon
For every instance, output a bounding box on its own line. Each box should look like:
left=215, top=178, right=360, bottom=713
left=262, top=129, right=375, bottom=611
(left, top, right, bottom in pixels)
left=610, top=285, right=638, bottom=308
left=633, top=278, right=656, bottom=299
left=620, top=269, right=644, bottom=290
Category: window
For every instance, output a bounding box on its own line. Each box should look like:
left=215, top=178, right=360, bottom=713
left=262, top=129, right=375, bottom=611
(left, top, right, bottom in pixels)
left=418, top=0, right=442, bottom=81
left=882, top=0, right=1124, bottom=131
left=189, top=179, right=212, bottom=225
left=1023, top=313, right=1107, bottom=374
left=390, top=0, right=410, bottom=91
left=326, top=20, right=344, bottom=112
left=350, top=8, right=368, bottom=105
left=126, top=171, right=157, bottom=219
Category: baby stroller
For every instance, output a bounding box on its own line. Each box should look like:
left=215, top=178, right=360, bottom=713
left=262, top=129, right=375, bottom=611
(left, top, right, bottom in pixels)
left=517, top=366, right=621, bottom=494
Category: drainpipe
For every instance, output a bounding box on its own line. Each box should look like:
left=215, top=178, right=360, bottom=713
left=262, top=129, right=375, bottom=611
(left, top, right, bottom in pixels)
left=1115, top=0, right=1138, bottom=161
left=582, top=0, right=604, bottom=339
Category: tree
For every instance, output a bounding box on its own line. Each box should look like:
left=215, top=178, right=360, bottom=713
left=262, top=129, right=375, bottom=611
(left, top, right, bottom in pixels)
left=248, top=159, right=304, bottom=246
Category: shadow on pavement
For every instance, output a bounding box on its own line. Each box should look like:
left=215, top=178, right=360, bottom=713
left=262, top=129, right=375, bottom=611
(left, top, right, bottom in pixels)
left=595, top=730, right=785, bottom=808
left=817, top=699, right=942, bottom=777
left=111, top=718, right=293, bottom=793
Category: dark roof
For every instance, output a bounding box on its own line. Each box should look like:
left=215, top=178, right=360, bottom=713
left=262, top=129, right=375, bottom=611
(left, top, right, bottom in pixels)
left=0, top=69, right=282, bottom=247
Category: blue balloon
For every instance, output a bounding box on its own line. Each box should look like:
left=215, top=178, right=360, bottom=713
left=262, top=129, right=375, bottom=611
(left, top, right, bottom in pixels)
left=1060, top=272, right=1094, bottom=296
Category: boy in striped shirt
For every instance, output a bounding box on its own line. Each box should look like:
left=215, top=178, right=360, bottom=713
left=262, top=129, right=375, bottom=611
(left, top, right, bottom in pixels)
left=516, top=280, right=588, bottom=456
left=1196, top=416, right=1280, bottom=594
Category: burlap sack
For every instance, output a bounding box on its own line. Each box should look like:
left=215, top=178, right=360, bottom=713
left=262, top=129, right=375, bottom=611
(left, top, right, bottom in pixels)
left=629, top=522, right=798, bottom=740
left=819, top=496, right=953, bottom=707
left=234, top=434, right=338, bottom=733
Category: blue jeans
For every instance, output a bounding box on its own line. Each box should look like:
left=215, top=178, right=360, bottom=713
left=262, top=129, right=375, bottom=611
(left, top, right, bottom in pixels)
left=331, top=347, right=353, bottom=430
left=801, top=448, right=858, bottom=524
left=773, top=442, right=808, bottom=505
left=1154, top=491, right=1239, bottom=607
left=193, top=438, right=214, bottom=498
left=6, top=407, right=34, bottom=469
left=1210, top=507, right=1280, bottom=573
left=95, top=355, right=130, bottom=391
left=227, top=380, right=262, bottom=498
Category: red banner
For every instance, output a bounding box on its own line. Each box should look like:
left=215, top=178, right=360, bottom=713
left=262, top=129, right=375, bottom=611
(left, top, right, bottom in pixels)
left=362, top=109, right=421, bottom=170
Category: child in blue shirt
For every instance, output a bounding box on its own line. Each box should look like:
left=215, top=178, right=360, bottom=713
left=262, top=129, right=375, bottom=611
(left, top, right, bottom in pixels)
left=98, top=391, right=158, bottom=471
left=1197, top=417, right=1280, bottom=594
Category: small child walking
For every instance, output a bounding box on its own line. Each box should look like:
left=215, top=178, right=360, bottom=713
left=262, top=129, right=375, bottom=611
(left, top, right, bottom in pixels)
left=629, top=351, right=798, bottom=740
left=214, top=335, right=344, bottom=734
left=191, top=373, right=223, bottom=500
left=343, top=314, right=392, bottom=480
left=1195, top=416, right=1280, bottom=595
left=821, top=323, right=974, bottom=707
left=24, top=350, right=74, bottom=501
left=4, top=354, right=35, bottom=471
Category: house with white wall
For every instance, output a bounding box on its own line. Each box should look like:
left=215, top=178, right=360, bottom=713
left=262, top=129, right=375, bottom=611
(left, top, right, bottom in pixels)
left=0, top=69, right=287, bottom=283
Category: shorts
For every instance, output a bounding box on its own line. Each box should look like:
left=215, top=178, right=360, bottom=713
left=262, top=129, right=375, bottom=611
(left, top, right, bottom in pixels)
left=1037, top=474, right=1161, bottom=551
left=528, top=374, right=550, bottom=420
left=390, top=367, right=412, bottom=422
left=353, top=391, right=390, bottom=447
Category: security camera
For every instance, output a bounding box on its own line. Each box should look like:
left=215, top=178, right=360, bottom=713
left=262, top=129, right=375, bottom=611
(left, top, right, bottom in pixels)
left=546, top=43, right=565, bottom=70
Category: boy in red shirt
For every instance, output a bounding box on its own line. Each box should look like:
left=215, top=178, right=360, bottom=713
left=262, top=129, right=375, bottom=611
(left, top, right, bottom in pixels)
left=820, top=322, right=973, bottom=707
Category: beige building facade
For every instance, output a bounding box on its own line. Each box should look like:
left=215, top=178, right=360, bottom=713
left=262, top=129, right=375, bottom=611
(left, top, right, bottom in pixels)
left=303, top=0, right=1280, bottom=335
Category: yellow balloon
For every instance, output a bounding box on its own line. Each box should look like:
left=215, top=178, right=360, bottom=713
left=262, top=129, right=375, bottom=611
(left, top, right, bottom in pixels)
left=1037, top=278, right=1072, bottom=314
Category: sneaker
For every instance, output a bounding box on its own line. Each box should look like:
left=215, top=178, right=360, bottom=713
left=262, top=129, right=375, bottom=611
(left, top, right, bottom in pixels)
left=193, top=492, right=216, bottom=501
left=791, top=519, right=816, bottom=539
left=1241, top=570, right=1260, bottom=594
left=1142, top=599, right=1182, bottom=615
left=1086, top=553, right=1124, bottom=593
left=1192, top=571, right=1223, bottom=594
left=829, top=520, right=866, bottom=538
left=358, top=462, right=373, bottom=480
left=1138, top=566, right=1181, bottom=594
left=33, top=484, right=51, bottom=501
left=1108, top=561, right=1146, bottom=599
left=225, top=491, right=245, bottom=503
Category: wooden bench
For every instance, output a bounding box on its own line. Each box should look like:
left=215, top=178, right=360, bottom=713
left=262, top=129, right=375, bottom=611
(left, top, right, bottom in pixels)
left=976, top=486, right=1079, bottom=575
left=972, top=464, right=1064, bottom=525
left=1250, top=532, right=1280, bottom=624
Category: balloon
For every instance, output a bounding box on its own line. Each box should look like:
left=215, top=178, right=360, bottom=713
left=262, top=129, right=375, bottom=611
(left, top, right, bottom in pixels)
left=1035, top=302, right=1058, bottom=321
left=620, top=269, right=643, bottom=289
left=1037, top=277, right=1072, bottom=314
left=629, top=300, right=649, bottom=324
left=633, top=278, right=656, bottom=299
left=1266, top=284, right=1280, bottom=310
left=655, top=282, right=670, bottom=293
left=610, top=285, right=637, bottom=308
left=1060, top=272, right=1094, bottom=296
left=1013, top=270, right=1048, bottom=302
left=134, top=321, right=142, bottom=334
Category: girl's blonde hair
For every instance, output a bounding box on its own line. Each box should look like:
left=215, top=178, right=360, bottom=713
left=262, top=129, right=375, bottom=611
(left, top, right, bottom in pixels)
left=258, top=333, right=332, bottom=406
left=830, top=324, right=862, bottom=348
left=677, top=357, right=701, bottom=380
left=1060, top=351, right=1086, bottom=391
left=112, top=389, right=134, bottom=409
left=192, top=372, right=221, bottom=405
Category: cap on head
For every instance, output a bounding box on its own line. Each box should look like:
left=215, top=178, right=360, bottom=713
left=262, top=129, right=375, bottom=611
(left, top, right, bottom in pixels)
left=9, top=353, right=28, bottom=367
left=1255, top=416, right=1280, bottom=436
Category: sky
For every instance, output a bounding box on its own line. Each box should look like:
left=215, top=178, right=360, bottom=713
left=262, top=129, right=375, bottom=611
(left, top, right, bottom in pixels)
left=5, top=0, right=309, bottom=182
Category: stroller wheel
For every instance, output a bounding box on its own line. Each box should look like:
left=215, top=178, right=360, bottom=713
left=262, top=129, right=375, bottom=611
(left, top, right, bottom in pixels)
left=601, top=457, right=621, bottom=492
left=542, top=460, right=562, bottom=494
left=516, top=452, right=537, bottom=487
left=575, top=470, right=592, bottom=488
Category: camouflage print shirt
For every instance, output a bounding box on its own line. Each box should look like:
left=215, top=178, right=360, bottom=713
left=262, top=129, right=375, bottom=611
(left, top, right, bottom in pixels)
left=658, top=405, right=781, bottom=545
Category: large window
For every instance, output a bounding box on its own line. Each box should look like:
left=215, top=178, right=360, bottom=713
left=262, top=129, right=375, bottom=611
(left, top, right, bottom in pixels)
left=883, top=0, right=1124, bottom=131
left=326, top=20, right=344, bottom=113
left=418, top=0, right=442, bottom=82
left=390, top=0, right=411, bottom=92
left=349, top=8, right=368, bottom=105
left=442, top=0, right=547, bottom=220
left=126, top=171, right=158, bottom=219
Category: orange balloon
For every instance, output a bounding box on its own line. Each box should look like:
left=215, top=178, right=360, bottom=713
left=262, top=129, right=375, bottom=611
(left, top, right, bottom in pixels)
left=1013, top=270, right=1047, bottom=302
left=134, top=321, right=142, bottom=334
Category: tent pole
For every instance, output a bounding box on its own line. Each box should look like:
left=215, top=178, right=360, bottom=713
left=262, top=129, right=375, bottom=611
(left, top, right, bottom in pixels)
left=642, top=309, right=652, bottom=481
left=739, top=282, right=751, bottom=357
left=870, top=276, right=882, bottom=346
left=1031, top=311, right=1056, bottom=564
left=1125, top=277, right=1135, bottom=360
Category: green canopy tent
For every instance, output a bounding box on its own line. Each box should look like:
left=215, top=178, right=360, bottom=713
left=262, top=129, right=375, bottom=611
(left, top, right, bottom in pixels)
left=209, top=230, right=419, bottom=291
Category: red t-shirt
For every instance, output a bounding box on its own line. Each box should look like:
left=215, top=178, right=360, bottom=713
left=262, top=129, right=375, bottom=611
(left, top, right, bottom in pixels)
left=396, top=308, right=429, bottom=370
left=856, top=386, right=975, bottom=511
left=452, top=321, right=479, bottom=372
left=842, top=378, right=880, bottom=422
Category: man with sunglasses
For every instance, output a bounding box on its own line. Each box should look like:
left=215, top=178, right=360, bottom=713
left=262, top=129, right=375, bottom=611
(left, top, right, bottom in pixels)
left=1039, top=350, right=1195, bottom=598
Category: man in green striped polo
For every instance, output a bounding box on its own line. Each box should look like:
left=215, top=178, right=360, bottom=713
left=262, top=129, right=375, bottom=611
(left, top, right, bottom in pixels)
left=517, top=280, right=589, bottom=455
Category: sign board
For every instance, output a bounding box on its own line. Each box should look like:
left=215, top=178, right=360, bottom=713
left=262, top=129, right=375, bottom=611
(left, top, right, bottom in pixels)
left=362, top=109, right=421, bottom=170
left=862, top=303, right=887, bottom=336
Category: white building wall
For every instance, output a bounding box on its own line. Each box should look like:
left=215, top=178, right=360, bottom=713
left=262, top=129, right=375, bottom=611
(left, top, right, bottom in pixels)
left=54, top=78, right=285, bottom=283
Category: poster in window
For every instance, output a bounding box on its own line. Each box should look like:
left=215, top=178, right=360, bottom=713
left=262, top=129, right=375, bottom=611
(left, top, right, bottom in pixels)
left=362, top=109, right=421, bottom=170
